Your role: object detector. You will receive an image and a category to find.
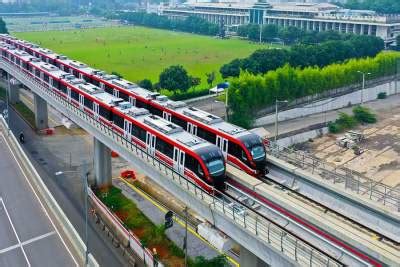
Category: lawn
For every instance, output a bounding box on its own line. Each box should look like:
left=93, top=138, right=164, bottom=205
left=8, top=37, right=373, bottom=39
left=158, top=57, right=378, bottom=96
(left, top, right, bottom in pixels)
left=15, top=26, right=268, bottom=87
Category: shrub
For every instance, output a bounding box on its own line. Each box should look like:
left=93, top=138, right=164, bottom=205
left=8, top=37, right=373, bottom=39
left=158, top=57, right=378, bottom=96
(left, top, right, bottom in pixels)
left=336, top=112, right=358, bottom=129
left=328, top=122, right=342, bottom=133
left=377, top=92, right=387, bottom=99
left=352, top=106, right=377, bottom=123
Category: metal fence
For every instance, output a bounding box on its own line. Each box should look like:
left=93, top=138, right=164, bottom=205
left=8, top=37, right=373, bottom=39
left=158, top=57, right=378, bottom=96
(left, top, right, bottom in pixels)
left=2, top=59, right=343, bottom=267
left=269, top=144, right=400, bottom=212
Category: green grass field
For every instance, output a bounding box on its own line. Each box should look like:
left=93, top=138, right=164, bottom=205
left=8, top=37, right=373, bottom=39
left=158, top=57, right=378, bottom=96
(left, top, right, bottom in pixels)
left=16, top=26, right=268, bottom=87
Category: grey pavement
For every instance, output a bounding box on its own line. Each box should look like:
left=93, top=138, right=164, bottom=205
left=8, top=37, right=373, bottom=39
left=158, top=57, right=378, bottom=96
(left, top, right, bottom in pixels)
left=0, top=132, right=77, bottom=267
left=0, top=99, right=134, bottom=266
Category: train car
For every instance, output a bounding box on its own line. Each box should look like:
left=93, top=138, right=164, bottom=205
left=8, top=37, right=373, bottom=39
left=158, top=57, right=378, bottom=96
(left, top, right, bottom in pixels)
left=0, top=35, right=267, bottom=176
left=0, top=45, right=226, bottom=192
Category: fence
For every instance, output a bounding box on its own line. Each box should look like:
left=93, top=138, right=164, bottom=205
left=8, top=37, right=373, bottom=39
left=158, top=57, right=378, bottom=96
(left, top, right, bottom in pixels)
left=1, top=58, right=344, bottom=266
left=88, top=187, right=161, bottom=267
left=269, top=144, right=400, bottom=212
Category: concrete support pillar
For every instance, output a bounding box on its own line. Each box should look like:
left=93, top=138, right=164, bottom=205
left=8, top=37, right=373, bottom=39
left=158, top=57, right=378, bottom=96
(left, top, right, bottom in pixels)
left=94, top=138, right=112, bottom=188
left=7, top=74, right=20, bottom=105
left=33, top=92, right=48, bottom=130
left=240, top=246, right=268, bottom=267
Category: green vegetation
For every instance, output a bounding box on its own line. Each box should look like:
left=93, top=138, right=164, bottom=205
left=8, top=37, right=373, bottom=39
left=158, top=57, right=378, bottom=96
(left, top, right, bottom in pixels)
left=98, top=186, right=185, bottom=265
left=0, top=17, right=8, bottom=34
left=221, top=34, right=384, bottom=78
left=115, top=12, right=219, bottom=37
left=343, top=0, right=400, bottom=14
left=13, top=102, right=35, bottom=127
left=97, top=186, right=230, bottom=266
left=159, top=65, right=194, bottom=92
left=16, top=26, right=264, bottom=89
left=228, top=51, right=399, bottom=128
left=328, top=106, right=377, bottom=133
left=377, top=92, right=387, bottom=99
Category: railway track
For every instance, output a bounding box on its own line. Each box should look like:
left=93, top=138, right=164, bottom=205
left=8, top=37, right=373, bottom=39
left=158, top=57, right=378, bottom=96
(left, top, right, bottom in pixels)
left=225, top=164, right=400, bottom=267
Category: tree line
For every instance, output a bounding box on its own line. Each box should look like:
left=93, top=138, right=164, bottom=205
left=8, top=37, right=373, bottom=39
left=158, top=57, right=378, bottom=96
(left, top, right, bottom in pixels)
left=342, top=0, right=400, bottom=14
left=220, top=34, right=384, bottom=78
left=114, top=12, right=219, bottom=36
left=227, top=52, right=400, bottom=128
left=237, top=24, right=356, bottom=45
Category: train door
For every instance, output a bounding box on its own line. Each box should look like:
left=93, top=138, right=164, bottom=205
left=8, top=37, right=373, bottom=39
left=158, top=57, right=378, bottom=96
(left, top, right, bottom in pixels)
left=216, top=136, right=228, bottom=159
left=129, top=96, right=136, bottom=106
left=40, top=71, right=44, bottom=81
left=146, top=132, right=156, bottom=156
left=123, top=119, right=132, bottom=140
left=69, top=68, right=73, bottom=74
left=60, top=65, right=64, bottom=71
left=49, top=76, right=53, bottom=88
left=93, top=102, right=99, bottom=120
left=79, top=73, right=83, bottom=80
left=113, top=89, right=119, bottom=98
left=79, top=94, right=84, bottom=110
left=67, top=87, right=71, bottom=102
left=99, top=82, right=105, bottom=90
left=187, top=122, right=197, bottom=135
left=163, top=111, right=171, bottom=122
left=173, top=147, right=185, bottom=175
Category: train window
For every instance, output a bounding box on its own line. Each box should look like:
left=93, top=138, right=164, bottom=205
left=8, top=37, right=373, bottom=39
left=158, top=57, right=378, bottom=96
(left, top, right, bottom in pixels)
left=53, top=79, right=60, bottom=90
left=71, top=90, right=79, bottom=101
left=35, top=69, right=40, bottom=77
left=155, top=138, right=173, bottom=158
left=198, top=165, right=204, bottom=176
left=105, top=85, right=113, bottom=94
left=92, top=79, right=99, bottom=86
left=171, top=116, right=187, bottom=129
left=119, top=91, right=128, bottom=101
left=43, top=73, right=49, bottom=83
left=99, top=106, right=111, bottom=121
left=113, top=114, right=124, bottom=128
left=84, top=97, right=93, bottom=109
left=137, top=128, right=146, bottom=142
left=197, top=127, right=216, bottom=143
left=241, top=151, right=247, bottom=162
left=59, top=83, right=67, bottom=93
left=16, top=58, right=20, bottom=65
left=228, top=141, right=242, bottom=159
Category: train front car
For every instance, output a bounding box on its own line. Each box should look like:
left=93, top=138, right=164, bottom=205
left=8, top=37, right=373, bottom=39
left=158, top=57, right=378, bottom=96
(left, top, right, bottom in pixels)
left=195, top=145, right=226, bottom=191
left=238, top=132, right=267, bottom=176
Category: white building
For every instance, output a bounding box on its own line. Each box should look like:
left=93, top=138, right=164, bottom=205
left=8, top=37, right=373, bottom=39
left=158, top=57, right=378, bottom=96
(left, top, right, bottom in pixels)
left=161, top=1, right=400, bottom=46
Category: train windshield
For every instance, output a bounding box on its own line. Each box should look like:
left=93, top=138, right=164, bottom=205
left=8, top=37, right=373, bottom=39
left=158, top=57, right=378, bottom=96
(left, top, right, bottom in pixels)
left=199, top=147, right=226, bottom=176
left=206, top=159, right=225, bottom=176
left=240, top=134, right=266, bottom=161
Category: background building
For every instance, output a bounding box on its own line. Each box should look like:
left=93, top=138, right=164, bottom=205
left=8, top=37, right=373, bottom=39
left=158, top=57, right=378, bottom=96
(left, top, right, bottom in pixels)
left=161, top=1, right=400, bottom=46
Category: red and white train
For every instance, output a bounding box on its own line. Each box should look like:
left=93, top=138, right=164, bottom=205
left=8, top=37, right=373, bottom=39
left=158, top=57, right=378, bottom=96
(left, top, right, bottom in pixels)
left=0, top=34, right=268, bottom=177
left=0, top=43, right=226, bottom=192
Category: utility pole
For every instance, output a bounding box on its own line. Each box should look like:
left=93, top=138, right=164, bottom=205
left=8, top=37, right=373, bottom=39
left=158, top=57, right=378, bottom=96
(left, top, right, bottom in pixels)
left=183, top=206, right=188, bottom=267
left=357, top=71, right=371, bottom=105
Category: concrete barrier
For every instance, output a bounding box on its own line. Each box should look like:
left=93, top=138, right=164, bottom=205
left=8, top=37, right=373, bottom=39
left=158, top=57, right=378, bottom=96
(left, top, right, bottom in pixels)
left=0, top=115, right=99, bottom=267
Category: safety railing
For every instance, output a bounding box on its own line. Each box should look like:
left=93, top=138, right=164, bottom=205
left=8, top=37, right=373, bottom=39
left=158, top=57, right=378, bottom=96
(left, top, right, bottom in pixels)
left=2, top=59, right=343, bottom=267
left=269, top=144, right=400, bottom=212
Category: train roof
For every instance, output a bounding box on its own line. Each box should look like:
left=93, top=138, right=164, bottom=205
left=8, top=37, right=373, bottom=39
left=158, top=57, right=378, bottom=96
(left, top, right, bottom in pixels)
left=115, top=102, right=209, bottom=150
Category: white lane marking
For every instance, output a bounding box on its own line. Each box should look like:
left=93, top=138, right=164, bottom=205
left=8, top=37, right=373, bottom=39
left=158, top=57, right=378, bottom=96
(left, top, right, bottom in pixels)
left=0, top=133, right=79, bottom=266
left=0, top=197, right=31, bottom=267
left=0, top=231, right=56, bottom=254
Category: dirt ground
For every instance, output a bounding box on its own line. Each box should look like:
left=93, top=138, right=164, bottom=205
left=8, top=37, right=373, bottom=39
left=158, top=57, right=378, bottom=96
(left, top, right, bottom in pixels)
left=300, top=105, right=400, bottom=188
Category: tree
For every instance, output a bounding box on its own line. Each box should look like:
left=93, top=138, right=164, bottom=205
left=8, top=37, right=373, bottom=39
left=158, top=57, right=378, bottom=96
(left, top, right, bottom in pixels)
left=190, top=255, right=230, bottom=267
left=138, top=79, right=153, bottom=90
left=159, top=65, right=191, bottom=92
left=397, top=35, right=400, bottom=50
left=206, top=71, right=216, bottom=87
left=220, top=59, right=242, bottom=79
left=111, top=71, right=123, bottom=79
left=0, top=18, right=8, bottom=34
left=352, top=106, right=377, bottom=123
left=261, top=24, right=278, bottom=41
left=190, top=76, right=201, bottom=88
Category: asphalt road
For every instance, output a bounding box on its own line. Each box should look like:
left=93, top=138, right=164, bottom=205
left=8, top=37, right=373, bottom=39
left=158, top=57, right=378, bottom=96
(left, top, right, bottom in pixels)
left=0, top=132, right=77, bottom=267
left=0, top=99, right=134, bottom=267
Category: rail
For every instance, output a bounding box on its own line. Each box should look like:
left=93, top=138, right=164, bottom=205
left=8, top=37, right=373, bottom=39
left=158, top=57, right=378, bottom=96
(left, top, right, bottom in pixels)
left=269, top=144, right=400, bottom=212
left=1, top=59, right=342, bottom=267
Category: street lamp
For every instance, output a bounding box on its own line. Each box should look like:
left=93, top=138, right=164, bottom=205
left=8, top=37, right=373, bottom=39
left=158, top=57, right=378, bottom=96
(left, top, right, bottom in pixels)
left=274, top=99, right=288, bottom=144
left=55, top=170, right=90, bottom=265
left=357, top=71, right=371, bottom=105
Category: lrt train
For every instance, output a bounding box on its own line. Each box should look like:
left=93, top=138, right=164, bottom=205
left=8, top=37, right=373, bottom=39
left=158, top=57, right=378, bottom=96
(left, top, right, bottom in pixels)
left=0, top=34, right=268, bottom=177
left=0, top=43, right=226, bottom=192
